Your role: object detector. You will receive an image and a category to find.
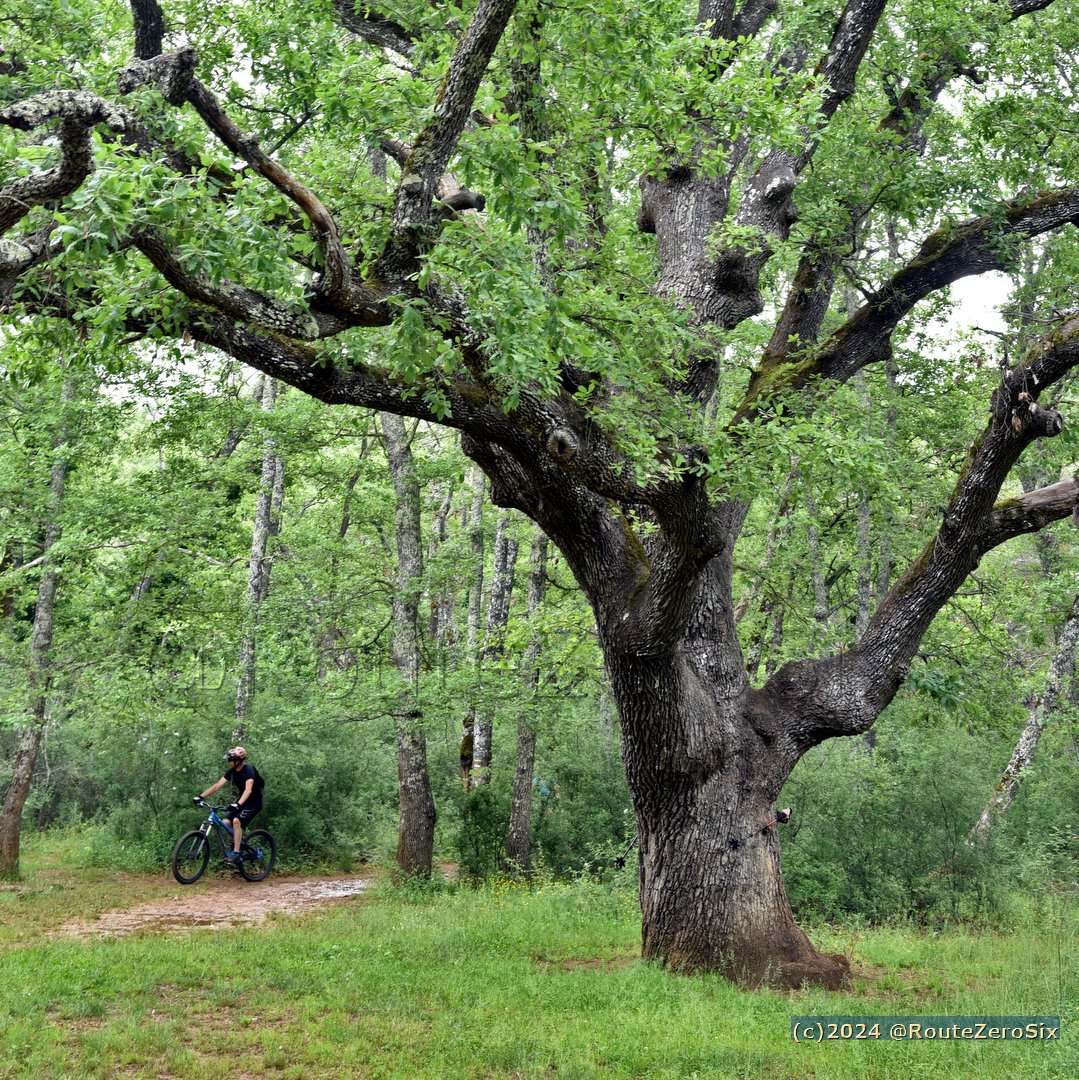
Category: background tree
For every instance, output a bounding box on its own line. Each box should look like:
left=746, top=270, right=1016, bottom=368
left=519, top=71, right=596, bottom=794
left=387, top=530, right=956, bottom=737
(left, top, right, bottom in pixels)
left=0, top=365, right=75, bottom=879
left=380, top=411, right=437, bottom=878
left=233, top=374, right=285, bottom=740
left=504, top=527, right=547, bottom=873
left=2, top=0, right=1078, bottom=985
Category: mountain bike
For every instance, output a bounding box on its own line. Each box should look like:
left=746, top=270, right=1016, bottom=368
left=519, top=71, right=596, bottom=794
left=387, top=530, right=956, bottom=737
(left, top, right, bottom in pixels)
left=171, top=797, right=276, bottom=884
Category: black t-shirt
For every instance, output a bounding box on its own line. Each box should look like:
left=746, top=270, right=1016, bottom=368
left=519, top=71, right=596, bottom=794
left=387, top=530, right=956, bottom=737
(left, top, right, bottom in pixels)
left=222, top=763, right=263, bottom=811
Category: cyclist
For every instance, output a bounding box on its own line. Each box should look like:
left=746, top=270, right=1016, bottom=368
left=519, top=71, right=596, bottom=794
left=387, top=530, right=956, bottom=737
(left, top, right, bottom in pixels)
left=197, top=746, right=263, bottom=863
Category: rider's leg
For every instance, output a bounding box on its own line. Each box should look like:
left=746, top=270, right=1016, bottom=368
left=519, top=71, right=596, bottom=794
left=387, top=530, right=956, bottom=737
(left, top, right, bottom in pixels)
left=232, top=817, right=243, bottom=853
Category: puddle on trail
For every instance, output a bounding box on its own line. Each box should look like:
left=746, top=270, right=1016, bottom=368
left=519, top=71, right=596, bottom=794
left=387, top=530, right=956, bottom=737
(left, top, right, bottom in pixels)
left=55, top=876, right=373, bottom=939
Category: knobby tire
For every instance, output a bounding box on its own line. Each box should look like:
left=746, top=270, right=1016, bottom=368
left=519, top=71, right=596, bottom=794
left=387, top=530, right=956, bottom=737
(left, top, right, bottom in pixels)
left=171, top=830, right=210, bottom=884
left=238, top=829, right=276, bottom=882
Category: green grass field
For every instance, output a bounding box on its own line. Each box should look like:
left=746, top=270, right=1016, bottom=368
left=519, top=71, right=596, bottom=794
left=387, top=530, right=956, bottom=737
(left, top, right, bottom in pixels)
left=0, top=835, right=1075, bottom=1079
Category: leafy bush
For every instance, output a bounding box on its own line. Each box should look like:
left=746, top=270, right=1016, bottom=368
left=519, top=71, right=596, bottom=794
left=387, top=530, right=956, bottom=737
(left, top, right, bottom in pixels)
left=780, top=718, right=1018, bottom=923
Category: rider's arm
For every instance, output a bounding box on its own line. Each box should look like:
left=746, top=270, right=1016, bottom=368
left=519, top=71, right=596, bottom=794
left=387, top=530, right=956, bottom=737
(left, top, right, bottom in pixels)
left=237, top=778, right=254, bottom=806
left=200, top=777, right=227, bottom=799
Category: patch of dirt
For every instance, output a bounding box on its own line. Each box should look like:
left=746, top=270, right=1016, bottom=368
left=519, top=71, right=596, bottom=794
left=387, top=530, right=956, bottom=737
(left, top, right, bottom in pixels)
left=534, top=953, right=636, bottom=972
left=55, top=875, right=373, bottom=939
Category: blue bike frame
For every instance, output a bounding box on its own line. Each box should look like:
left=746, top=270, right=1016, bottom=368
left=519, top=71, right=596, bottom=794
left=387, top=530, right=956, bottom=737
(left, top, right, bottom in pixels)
left=197, top=805, right=239, bottom=856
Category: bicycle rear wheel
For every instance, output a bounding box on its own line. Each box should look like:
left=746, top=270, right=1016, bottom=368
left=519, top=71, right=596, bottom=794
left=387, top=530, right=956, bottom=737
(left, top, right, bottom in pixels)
left=171, top=830, right=210, bottom=884
left=238, top=829, right=276, bottom=882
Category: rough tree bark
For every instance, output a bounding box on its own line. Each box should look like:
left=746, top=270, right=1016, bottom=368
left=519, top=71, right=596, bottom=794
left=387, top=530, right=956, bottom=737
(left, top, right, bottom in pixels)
left=380, top=412, right=437, bottom=878
left=0, top=374, right=75, bottom=880
left=2, top=0, right=1077, bottom=982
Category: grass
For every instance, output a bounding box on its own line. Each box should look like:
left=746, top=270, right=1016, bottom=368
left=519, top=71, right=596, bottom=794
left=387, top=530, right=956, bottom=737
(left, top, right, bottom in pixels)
left=0, top=836, right=1075, bottom=1078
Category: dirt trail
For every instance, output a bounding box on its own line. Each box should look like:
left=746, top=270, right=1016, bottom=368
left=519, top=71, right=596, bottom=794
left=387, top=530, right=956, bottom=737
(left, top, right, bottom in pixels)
left=56, top=875, right=374, bottom=939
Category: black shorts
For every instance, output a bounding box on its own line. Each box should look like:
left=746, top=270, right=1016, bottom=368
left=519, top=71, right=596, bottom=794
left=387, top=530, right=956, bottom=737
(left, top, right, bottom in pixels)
left=226, top=805, right=260, bottom=828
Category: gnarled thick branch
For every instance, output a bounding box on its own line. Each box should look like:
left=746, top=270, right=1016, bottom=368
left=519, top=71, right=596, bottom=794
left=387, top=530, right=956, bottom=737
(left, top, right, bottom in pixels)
left=737, top=188, right=1079, bottom=417
left=130, top=0, right=167, bottom=60
left=0, top=93, right=134, bottom=235
left=333, top=1, right=416, bottom=57
left=380, top=0, right=519, bottom=275
left=656, top=0, right=888, bottom=403
left=130, top=225, right=325, bottom=340
left=734, top=0, right=781, bottom=38
left=765, top=0, right=1066, bottom=368
left=118, top=47, right=359, bottom=310
left=813, top=0, right=890, bottom=128
left=697, top=1, right=738, bottom=39
left=461, top=432, right=661, bottom=649
left=978, top=477, right=1079, bottom=551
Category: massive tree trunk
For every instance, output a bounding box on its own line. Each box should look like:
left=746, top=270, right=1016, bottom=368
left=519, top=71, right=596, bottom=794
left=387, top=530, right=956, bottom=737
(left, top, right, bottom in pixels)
left=0, top=375, right=75, bottom=881
left=610, top=666, right=850, bottom=985
left=381, top=412, right=436, bottom=878
left=601, top=557, right=850, bottom=988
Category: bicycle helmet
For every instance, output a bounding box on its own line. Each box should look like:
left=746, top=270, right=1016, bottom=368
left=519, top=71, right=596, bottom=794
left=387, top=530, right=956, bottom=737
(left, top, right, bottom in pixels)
left=225, top=746, right=247, bottom=762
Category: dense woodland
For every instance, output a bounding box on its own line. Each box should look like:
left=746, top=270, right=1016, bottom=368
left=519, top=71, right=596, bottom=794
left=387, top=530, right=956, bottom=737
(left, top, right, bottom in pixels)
left=3, top=350, right=1077, bottom=918
left=1, top=0, right=1078, bottom=989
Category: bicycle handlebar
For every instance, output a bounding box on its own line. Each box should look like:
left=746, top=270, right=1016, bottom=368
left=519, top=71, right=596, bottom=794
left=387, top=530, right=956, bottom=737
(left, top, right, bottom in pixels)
left=192, top=796, right=231, bottom=812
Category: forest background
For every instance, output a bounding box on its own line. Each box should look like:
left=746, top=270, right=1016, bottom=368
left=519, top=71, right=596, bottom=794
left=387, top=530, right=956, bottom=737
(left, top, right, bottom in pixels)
left=3, top=345, right=1077, bottom=924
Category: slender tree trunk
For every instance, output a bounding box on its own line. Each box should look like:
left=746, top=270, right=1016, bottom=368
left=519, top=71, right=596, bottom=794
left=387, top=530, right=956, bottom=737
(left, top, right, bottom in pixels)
left=472, top=509, right=518, bottom=785
left=466, top=466, right=486, bottom=657
left=505, top=529, right=547, bottom=872
left=381, top=413, right=436, bottom=878
left=971, top=593, right=1079, bottom=841
left=461, top=466, right=486, bottom=783
left=427, top=481, right=458, bottom=658
left=0, top=375, right=75, bottom=881
left=234, top=375, right=284, bottom=740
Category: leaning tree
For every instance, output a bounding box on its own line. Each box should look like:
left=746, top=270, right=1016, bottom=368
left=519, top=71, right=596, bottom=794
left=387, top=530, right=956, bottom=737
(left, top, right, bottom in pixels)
left=2, top=0, right=1078, bottom=985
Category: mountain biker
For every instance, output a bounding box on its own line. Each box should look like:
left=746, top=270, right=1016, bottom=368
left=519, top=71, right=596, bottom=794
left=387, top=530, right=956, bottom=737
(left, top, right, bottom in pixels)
left=197, top=746, right=263, bottom=863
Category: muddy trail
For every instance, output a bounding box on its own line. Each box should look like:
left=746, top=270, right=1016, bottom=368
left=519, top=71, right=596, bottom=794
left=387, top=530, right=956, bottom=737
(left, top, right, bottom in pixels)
left=55, top=875, right=374, bottom=939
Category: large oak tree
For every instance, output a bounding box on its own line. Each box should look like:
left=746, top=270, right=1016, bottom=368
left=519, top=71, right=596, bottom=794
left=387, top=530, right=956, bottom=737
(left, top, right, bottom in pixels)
left=2, top=0, right=1078, bottom=985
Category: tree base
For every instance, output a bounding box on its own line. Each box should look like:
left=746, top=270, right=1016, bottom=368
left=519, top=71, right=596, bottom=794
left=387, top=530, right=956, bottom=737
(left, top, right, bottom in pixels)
left=658, top=944, right=851, bottom=990
left=645, top=917, right=853, bottom=991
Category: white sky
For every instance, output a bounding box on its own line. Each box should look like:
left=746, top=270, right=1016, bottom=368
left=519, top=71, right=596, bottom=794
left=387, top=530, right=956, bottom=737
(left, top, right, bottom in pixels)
left=950, top=271, right=1011, bottom=334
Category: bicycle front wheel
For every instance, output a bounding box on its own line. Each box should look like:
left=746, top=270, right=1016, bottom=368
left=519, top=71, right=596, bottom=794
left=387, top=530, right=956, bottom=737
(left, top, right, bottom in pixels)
left=171, top=830, right=210, bottom=884
left=238, top=829, right=276, bottom=882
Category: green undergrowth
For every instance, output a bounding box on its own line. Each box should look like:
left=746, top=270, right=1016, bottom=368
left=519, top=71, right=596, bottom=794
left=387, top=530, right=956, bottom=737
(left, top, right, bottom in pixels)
left=0, top=841, right=1075, bottom=1078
